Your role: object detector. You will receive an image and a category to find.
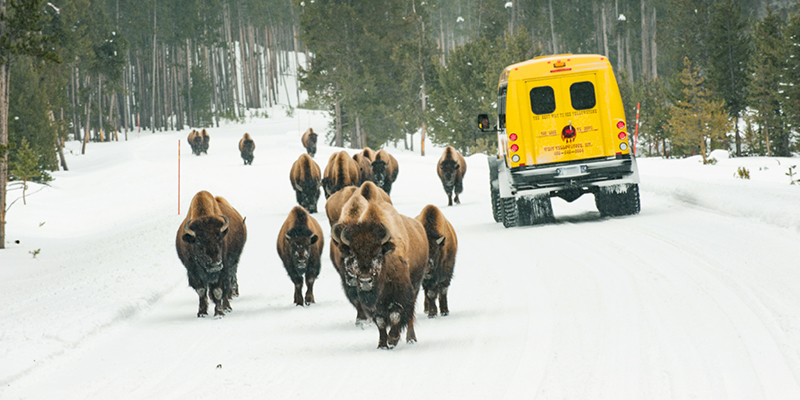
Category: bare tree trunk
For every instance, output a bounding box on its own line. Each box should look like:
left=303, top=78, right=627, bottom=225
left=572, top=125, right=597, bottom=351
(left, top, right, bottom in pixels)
left=82, top=90, right=91, bottom=154
left=602, top=4, right=609, bottom=57
left=335, top=100, right=343, bottom=147
left=625, top=24, right=633, bottom=82
left=549, top=0, right=558, bottom=54
left=651, top=6, right=657, bottom=80
left=98, top=76, right=104, bottom=141
left=0, top=56, right=7, bottom=248
left=353, top=115, right=361, bottom=149
left=151, top=0, right=157, bottom=133
left=616, top=0, right=623, bottom=71
left=641, top=0, right=649, bottom=81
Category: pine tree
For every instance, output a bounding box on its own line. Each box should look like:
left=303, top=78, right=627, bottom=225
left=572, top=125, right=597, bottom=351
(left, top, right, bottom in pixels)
left=9, top=138, right=39, bottom=205
left=707, top=0, right=751, bottom=157
left=748, top=7, right=788, bottom=156
left=666, top=57, right=732, bottom=164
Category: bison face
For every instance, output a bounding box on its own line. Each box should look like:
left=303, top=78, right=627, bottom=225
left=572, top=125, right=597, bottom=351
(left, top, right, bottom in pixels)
left=371, top=160, right=387, bottom=186
left=285, top=232, right=319, bottom=271
left=425, top=235, right=446, bottom=279
left=182, top=216, right=230, bottom=273
left=332, top=222, right=395, bottom=293
left=439, top=160, right=460, bottom=186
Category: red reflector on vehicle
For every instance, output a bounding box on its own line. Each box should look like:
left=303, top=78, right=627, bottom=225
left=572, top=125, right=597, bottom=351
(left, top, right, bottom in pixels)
left=616, top=121, right=625, bottom=129
left=550, top=68, right=572, bottom=73
left=519, top=163, right=526, bottom=166
left=618, top=132, right=627, bottom=140
left=510, top=144, right=519, bottom=152
left=509, top=133, right=518, bottom=141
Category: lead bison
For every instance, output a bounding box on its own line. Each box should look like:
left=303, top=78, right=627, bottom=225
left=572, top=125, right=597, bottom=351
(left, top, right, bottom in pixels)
left=331, top=198, right=428, bottom=349
left=301, top=128, right=318, bottom=157
left=437, top=146, right=466, bottom=206
left=415, top=205, right=458, bottom=318
left=176, top=191, right=247, bottom=317
left=239, top=133, right=255, bottom=165
left=371, top=149, right=398, bottom=195
left=290, top=153, right=322, bottom=213
left=277, top=206, right=324, bottom=306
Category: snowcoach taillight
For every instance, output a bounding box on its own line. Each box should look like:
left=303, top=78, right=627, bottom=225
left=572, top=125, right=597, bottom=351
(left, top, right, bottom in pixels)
left=616, top=121, right=625, bottom=129
left=510, top=144, right=519, bottom=152
left=511, top=154, right=520, bottom=163
left=509, top=133, right=518, bottom=141
left=620, top=143, right=628, bottom=151
left=618, top=132, right=627, bottom=140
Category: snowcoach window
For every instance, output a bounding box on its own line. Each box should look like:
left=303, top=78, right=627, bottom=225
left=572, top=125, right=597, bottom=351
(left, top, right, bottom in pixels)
left=498, top=85, right=507, bottom=128
left=530, top=86, right=556, bottom=115
left=570, top=81, right=596, bottom=110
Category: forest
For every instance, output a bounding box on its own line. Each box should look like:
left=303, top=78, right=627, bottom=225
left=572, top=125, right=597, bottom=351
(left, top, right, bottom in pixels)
left=1, top=0, right=800, bottom=247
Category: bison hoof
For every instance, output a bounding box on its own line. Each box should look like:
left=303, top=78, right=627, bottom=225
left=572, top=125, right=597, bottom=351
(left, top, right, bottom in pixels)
left=440, top=311, right=449, bottom=316
left=427, top=313, right=437, bottom=319
left=407, top=338, right=417, bottom=345
left=197, top=312, right=208, bottom=318
left=355, top=318, right=370, bottom=330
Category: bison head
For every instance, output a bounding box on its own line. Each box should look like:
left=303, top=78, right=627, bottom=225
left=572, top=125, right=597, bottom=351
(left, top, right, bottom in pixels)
left=182, top=215, right=230, bottom=273
left=285, top=227, right=319, bottom=271
left=439, top=159, right=460, bottom=187
left=331, top=222, right=394, bottom=295
left=424, top=235, right=446, bottom=280
left=371, top=160, right=388, bottom=187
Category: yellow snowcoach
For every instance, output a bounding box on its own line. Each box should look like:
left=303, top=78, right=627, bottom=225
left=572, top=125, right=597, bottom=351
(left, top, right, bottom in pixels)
left=478, top=54, right=640, bottom=227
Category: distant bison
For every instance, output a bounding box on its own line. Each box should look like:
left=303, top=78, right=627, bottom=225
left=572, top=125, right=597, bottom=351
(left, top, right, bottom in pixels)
left=301, top=128, right=318, bottom=157
left=176, top=191, right=247, bottom=317
left=437, top=146, right=466, bottom=206
left=187, top=130, right=203, bottom=155
left=200, top=129, right=210, bottom=154
left=290, top=153, right=322, bottom=214
left=415, top=205, right=458, bottom=318
left=353, top=153, right=373, bottom=185
left=277, top=206, right=324, bottom=306
left=239, top=133, right=255, bottom=165
left=331, top=199, right=428, bottom=349
left=371, top=149, right=399, bottom=195
left=322, top=151, right=359, bottom=199
left=325, top=181, right=392, bottom=228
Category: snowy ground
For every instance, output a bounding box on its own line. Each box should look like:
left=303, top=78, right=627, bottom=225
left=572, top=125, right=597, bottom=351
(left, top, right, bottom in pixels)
left=1, top=109, right=800, bottom=399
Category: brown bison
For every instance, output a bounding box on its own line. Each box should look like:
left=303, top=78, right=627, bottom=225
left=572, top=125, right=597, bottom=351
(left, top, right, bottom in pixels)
left=290, top=153, right=322, bottom=214
left=415, top=205, right=458, bottom=318
left=176, top=191, right=247, bottom=317
left=353, top=153, right=373, bottom=185
left=329, top=193, right=371, bottom=326
left=321, top=151, right=359, bottom=199
left=200, top=129, right=210, bottom=154
left=331, top=200, right=428, bottom=349
left=437, top=146, right=467, bottom=206
left=301, top=128, right=318, bottom=157
left=187, top=130, right=203, bottom=155
left=371, top=149, right=399, bottom=195
left=239, top=133, right=255, bottom=165
left=360, top=147, right=376, bottom=162
left=277, top=206, right=324, bottom=306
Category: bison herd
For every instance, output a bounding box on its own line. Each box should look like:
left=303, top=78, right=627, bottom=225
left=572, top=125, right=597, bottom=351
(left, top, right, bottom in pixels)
left=175, top=127, right=469, bottom=349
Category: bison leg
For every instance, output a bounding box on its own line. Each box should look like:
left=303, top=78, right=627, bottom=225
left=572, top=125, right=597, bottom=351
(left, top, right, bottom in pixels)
left=439, top=287, right=450, bottom=316
left=406, top=317, right=417, bottom=344
left=211, top=287, right=226, bottom=317
left=305, top=275, right=316, bottom=305
left=425, top=289, right=439, bottom=318
left=376, top=317, right=390, bottom=349
left=196, top=288, right=209, bottom=318
left=455, top=180, right=463, bottom=204
left=355, top=304, right=370, bottom=328
left=292, top=275, right=304, bottom=306
left=445, top=186, right=454, bottom=206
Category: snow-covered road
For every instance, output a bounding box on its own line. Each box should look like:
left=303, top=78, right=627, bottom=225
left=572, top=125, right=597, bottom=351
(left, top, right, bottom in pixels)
left=2, top=111, right=799, bottom=399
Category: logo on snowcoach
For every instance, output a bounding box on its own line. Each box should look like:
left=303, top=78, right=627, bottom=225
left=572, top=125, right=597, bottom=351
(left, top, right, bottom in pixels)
left=561, top=122, right=577, bottom=143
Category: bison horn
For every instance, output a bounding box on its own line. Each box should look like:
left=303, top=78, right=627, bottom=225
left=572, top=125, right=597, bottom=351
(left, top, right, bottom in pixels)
left=379, top=223, right=391, bottom=245
left=339, top=226, right=351, bottom=246
left=294, top=183, right=303, bottom=192
left=331, top=223, right=343, bottom=245
left=183, top=219, right=196, bottom=237
left=220, top=215, right=230, bottom=233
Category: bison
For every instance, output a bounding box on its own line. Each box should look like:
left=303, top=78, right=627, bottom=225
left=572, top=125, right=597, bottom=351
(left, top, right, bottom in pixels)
left=325, top=181, right=392, bottom=228
left=301, top=128, right=318, bottom=157
left=331, top=199, right=428, bottom=349
left=277, top=206, right=324, bottom=306
left=371, top=149, right=399, bottom=195
left=437, top=146, right=466, bottom=206
left=187, top=130, right=203, bottom=156
left=176, top=191, right=247, bottom=318
left=415, top=205, right=458, bottom=318
left=290, top=153, right=322, bottom=214
left=200, top=129, right=210, bottom=154
left=353, top=152, right=373, bottom=185
left=239, top=133, right=255, bottom=165
left=321, top=151, right=359, bottom=199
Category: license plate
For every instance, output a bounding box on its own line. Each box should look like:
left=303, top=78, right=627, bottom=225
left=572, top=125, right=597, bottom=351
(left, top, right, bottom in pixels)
left=560, top=166, right=581, bottom=176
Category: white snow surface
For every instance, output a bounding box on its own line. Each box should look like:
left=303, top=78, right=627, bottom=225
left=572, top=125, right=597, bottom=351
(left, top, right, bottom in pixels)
left=2, top=110, right=800, bottom=400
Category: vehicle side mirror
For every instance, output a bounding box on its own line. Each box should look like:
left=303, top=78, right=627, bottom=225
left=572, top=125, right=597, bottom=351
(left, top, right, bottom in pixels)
left=477, top=114, right=491, bottom=131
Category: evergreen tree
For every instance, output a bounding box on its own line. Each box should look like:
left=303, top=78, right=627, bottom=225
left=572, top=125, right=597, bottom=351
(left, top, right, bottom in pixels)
left=665, top=57, right=732, bottom=163
left=9, top=137, right=40, bottom=205
left=748, top=7, right=788, bottom=156
left=781, top=8, right=800, bottom=154
left=707, top=0, right=751, bottom=157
